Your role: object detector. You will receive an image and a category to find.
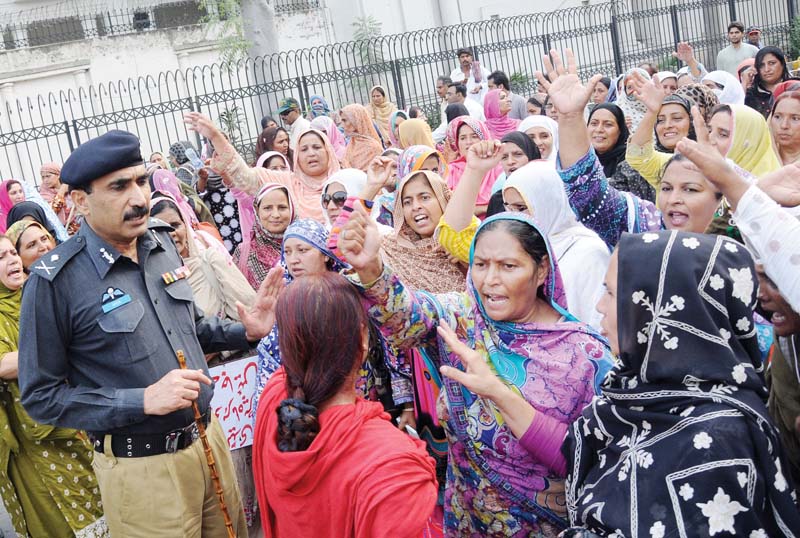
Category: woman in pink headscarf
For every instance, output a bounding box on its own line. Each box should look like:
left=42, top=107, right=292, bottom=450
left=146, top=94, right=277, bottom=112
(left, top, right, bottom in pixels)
left=38, top=162, right=70, bottom=225
left=233, top=182, right=296, bottom=289
left=234, top=151, right=292, bottom=256
left=311, top=116, right=347, bottom=163
left=185, top=112, right=340, bottom=224
left=151, top=169, right=230, bottom=259
left=340, top=104, right=384, bottom=172
left=0, top=180, right=26, bottom=233
left=445, top=116, right=502, bottom=216
left=483, top=88, right=520, bottom=140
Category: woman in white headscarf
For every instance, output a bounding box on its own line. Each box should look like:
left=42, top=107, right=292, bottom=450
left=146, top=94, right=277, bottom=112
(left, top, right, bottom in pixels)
left=517, top=115, right=559, bottom=162
left=501, top=161, right=610, bottom=328
left=703, top=70, right=747, bottom=105
left=654, top=71, right=678, bottom=95
left=320, top=168, right=368, bottom=229
left=614, top=67, right=651, bottom=132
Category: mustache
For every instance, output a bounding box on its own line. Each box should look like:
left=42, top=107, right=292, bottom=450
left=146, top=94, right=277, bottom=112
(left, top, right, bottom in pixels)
left=123, top=206, right=148, bottom=221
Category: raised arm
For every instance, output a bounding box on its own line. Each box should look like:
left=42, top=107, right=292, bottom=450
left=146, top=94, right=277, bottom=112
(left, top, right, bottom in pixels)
left=184, top=112, right=281, bottom=196
left=628, top=71, right=664, bottom=148
left=535, top=48, right=601, bottom=169
left=360, top=156, right=396, bottom=202
left=626, top=73, right=671, bottom=186
left=539, top=49, right=660, bottom=247
left=339, top=202, right=464, bottom=352
left=442, top=140, right=503, bottom=231
left=673, top=42, right=705, bottom=80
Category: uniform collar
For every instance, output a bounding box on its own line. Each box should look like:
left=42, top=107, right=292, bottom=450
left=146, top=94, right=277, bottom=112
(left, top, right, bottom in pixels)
left=78, top=222, right=161, bottom=279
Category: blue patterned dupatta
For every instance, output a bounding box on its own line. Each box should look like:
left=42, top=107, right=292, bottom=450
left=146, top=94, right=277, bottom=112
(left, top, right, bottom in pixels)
left=563, top=231, right=800, bottom=537
left=435, top=213, right=614, bottom=534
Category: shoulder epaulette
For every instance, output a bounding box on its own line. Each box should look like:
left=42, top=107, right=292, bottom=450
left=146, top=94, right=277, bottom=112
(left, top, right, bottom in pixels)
left=29, top=237, right=86, bottom=282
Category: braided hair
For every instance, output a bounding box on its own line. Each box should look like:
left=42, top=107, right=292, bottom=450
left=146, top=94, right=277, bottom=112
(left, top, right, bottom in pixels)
left=275, top=272, right=369, bottom=452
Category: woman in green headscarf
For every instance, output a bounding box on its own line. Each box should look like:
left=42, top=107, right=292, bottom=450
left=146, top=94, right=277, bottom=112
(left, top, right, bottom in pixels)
left=0, top=235, right=108, bottom=537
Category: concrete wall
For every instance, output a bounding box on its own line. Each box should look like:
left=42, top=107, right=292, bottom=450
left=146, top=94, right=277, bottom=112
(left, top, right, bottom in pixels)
left=0, top=7, right=332, bottom=101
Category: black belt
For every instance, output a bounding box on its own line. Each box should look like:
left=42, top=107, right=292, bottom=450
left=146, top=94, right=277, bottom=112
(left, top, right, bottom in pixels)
left=90, top=412, right=211, bottom=458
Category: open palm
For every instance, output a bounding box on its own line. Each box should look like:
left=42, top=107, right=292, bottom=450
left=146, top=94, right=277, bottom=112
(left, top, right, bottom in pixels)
left=536, top=49, right=602, bottom=115
left=631, top=72, right=665, bottom=113
left=237, top=266, right=284, bottom=341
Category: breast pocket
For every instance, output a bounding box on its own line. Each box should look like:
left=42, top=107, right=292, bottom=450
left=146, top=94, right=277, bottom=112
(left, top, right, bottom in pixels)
left=164, top=280, right=197, bottom=335
left=97, top=300, right=155, bottom=362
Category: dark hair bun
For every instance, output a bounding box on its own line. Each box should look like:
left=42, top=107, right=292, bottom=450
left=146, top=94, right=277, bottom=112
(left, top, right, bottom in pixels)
left=276, top=398, right=320, bottom=452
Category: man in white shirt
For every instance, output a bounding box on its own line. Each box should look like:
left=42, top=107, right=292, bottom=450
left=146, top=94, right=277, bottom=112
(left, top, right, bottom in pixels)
left=449, top=47, right=490, bottom=104
left=277, top=97, right=311, bottom=150
left=487, top=70, right=528, bottom=120
left=716, top=21, right=759, bottom=75
left=447, top=83, right=485, bottom=120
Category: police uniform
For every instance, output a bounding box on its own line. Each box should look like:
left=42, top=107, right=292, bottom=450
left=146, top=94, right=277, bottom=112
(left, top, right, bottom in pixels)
left=18, top=130, right=250, bottom=537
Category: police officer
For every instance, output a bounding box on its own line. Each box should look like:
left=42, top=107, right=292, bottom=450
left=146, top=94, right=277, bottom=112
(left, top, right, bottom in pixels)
left=18, top=130, right=276, bottom=537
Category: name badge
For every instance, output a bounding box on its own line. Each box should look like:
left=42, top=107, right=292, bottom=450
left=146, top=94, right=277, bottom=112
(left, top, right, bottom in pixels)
left=102, top=294, right=132, bottom=314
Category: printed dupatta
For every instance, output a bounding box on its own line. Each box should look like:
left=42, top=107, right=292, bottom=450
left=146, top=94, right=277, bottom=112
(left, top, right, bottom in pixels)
left=435, top=213, right=614, bottom=530
left=564, top=231, right=800, bottom=537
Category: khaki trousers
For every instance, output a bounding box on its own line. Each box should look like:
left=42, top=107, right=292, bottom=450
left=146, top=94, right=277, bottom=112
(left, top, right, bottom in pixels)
left=92, top=417, right=248, bottom=538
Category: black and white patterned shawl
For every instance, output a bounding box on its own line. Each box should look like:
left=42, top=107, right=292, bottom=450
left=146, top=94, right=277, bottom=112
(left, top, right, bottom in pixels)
left=563, top=230, right=800, bottom=537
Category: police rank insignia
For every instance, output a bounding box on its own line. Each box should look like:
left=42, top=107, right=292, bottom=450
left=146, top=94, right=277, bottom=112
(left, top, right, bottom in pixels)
left=162, top=265, right=191, bottom=285
left=101, top=287, right=131, bottom=314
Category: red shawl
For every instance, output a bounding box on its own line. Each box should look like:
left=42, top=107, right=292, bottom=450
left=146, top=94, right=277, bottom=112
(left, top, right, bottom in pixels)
left=253, top=369, right=438, bottom=538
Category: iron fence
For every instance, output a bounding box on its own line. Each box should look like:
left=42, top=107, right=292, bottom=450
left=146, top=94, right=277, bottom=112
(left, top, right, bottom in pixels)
left=0, top=1, right=218, bottom=51
left=0, top=0, right=797, bottom=184
left=0, top=0, right=316, bottom=52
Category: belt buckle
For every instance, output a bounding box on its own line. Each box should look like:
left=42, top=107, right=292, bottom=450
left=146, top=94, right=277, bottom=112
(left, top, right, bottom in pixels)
left=165, top=431, right=182, bottom=453
left=183, top=421, right=200, bottom=443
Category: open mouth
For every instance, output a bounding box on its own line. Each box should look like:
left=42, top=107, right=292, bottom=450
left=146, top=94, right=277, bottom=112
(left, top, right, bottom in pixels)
left=483, top=294, right=508, bottom=307
left=413, top=214, right=430, bottom=226
left=771, top=311, right=787, bottom=326
left=7, top=267, right=22, bottom=278
left=667, top=211, right=689, bottom=228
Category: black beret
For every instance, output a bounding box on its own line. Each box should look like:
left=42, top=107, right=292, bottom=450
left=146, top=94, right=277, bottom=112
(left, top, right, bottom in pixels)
left=61, top=130, right=144, bottom=187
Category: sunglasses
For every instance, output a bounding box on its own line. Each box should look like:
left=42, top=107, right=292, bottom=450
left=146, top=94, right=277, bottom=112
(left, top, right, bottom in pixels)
left=321, top=191, right=347, bottom=207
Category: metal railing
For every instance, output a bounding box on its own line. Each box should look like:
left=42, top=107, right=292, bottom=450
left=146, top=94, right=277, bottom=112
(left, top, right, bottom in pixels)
left=0, top=0, right=323, bottom=51
left=0, top=1, right=220, bottom=51
left=0, top=0, right=797, bottom=184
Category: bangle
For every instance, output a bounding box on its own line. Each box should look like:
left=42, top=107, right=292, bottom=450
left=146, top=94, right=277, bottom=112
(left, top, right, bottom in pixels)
left=401, top=408, right=414, bottom=414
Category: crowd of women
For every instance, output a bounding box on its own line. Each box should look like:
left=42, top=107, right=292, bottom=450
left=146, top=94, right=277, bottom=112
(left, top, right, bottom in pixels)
left=1, top=37, right=800, bottom=537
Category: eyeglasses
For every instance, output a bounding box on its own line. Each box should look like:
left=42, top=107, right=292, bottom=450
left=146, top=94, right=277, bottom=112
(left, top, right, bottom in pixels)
left=503, top=203, right=528, bottom=213
left=321, top=191, right=347, bottom=207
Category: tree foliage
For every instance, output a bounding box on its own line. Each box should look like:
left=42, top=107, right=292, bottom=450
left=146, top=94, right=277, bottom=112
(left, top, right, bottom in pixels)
left=198, top=0, right=251, bottom=65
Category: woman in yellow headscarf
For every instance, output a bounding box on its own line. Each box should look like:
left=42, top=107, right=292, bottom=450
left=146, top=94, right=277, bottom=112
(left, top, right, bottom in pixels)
left=366, top=85, right=397, bottom=143
left=397, top=119, right=435, bottom=149
left=706, top=103, right=781, bottom=178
